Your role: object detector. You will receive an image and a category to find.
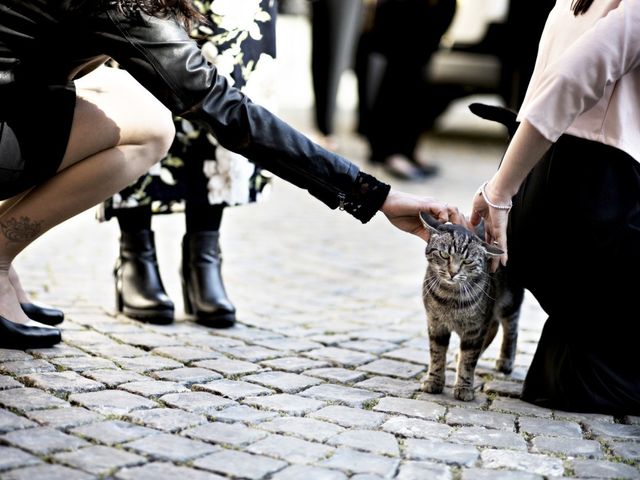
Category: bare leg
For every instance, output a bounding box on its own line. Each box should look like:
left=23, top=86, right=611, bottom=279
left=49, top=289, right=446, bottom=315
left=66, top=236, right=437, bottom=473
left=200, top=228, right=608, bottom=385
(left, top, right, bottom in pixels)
left=0, top=67, right=175, bottom=325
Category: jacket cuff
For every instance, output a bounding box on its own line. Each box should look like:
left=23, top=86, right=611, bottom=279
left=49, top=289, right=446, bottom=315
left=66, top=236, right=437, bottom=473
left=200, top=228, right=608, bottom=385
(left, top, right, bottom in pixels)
left=341, top=171, right=391, bottom=224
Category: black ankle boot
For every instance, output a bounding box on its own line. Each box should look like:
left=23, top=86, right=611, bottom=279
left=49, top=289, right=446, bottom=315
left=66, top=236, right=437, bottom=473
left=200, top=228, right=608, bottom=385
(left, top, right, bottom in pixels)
left=181, top=231, right=236, bottom=328
left=114, top=230, right=174, bottom=324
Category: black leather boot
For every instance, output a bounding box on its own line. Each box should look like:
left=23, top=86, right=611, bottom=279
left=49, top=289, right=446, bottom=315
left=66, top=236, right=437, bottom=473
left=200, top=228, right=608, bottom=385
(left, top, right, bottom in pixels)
left=181, top=231, right=236, bottom=328
left=0, top=316, right=61, bottom=350
left=114, top=230, right=174, bottom=324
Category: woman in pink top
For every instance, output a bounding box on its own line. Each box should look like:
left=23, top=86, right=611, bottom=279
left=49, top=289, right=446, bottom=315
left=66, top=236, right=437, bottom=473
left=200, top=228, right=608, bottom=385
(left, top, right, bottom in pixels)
left=470, top=0, right=640, bottom=415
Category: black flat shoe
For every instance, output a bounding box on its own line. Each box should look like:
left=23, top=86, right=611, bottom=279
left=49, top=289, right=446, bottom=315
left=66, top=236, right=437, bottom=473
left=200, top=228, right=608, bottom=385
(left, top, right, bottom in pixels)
left=0, top=316, right=62, bottom=350
left=20, top=302, right=64, bottom=326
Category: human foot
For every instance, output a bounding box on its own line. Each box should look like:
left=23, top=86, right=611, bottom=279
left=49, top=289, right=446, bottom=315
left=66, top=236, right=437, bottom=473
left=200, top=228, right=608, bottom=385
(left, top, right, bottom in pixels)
left=0, top=273, right=35, bottom=325
left=383, top=155, right=428, bottom=181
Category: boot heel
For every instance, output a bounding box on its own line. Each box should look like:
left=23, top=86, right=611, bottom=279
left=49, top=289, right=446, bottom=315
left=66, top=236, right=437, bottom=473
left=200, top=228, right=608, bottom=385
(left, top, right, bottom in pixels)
left=115, top=288, right=124, bottom=313
left=181, top=280, right=194, bottom=315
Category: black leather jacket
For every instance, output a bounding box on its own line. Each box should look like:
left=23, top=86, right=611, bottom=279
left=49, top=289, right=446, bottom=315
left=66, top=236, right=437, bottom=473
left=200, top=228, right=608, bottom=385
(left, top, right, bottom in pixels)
left=0, top=1, right=389, bottom=222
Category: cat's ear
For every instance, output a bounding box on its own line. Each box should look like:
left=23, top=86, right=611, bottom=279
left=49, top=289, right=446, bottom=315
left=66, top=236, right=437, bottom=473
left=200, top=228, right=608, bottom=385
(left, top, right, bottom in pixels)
left=481, top=241, right=504, bottom=257
left=419, top=211, right=441, bottom=236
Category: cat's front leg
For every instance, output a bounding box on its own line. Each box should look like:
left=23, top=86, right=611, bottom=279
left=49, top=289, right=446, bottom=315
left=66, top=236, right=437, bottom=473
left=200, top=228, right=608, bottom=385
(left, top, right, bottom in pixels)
left=454, top=336, right=484, bottom=401
left=421, top=326, right=450, bottom=394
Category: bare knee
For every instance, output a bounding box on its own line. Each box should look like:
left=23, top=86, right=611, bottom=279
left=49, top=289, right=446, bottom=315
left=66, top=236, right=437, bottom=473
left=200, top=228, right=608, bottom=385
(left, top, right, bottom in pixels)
left=140, top=107, right=175, bottom=168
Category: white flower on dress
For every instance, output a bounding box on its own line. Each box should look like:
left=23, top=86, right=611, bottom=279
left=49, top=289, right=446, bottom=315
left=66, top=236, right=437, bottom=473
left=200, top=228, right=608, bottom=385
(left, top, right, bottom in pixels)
left=204, top=146, right=256, bottom=205
left=242, top=53, right=278, bottom=112
left=210, top=0, right=271, bottom=41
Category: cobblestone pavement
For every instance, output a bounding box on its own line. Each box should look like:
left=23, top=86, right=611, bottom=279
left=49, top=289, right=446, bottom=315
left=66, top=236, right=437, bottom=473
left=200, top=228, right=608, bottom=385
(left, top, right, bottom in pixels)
left=2, top=15, right=640, bottom=480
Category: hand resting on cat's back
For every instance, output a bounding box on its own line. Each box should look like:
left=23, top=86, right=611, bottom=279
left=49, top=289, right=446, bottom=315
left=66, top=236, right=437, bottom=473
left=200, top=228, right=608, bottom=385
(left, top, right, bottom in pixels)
left=419, top=211, right=524, bottom=401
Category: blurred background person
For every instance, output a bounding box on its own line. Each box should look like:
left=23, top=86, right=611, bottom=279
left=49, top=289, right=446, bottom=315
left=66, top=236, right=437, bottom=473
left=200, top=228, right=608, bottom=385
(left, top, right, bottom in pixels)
left=100, top=0, right=278, bottom=328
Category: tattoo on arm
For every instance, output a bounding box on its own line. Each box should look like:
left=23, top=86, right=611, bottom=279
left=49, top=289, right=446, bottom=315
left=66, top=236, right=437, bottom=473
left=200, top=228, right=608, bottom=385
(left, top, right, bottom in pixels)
left=0, top=217, right=42, bottom=243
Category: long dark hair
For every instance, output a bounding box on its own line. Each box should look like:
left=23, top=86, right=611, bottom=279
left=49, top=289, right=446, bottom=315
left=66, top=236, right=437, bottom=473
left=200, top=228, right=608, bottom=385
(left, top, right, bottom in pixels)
left=571, top=0, right=594, bottom=15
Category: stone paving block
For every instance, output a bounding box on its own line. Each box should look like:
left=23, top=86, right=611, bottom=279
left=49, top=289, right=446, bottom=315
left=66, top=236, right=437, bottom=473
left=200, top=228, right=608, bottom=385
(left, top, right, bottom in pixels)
left=124, top=432, right=219, bottom=461
left=395, top=461, right=451, bottom=480
left=243, top=393, right=325, bottom=415
left=357, top=359, right=425, bottom=379
left=111, top=332, right=182, bottom=349
left=0, top=409, right=37, bottom=434
left=213, top=404, right=279, bottom=423
left=451, top=426, right=527, bottom=450
left=70, top=419, right=158, bottom=445
left=192, top=449, right=287, bottom=479
left=247, top=433, right=335, bottom=464
left=260, top=356, right=329, bottom=373
left=373, top=397, right=445, bottom=421
left=1, top=464, right=93, bottom=480
left=1, top=359, right=56, bottom=375
left=0, top=387, right=68, bottom=411
left=81, top=368, right=148, bottom=387
left=182, top=335, right=245, bottom=350
left=625, top=415, right=640, bottom=425
left=416, top=390, right=489, bottom=410
left=217, top=345, right=281, bottom=362
left=446, top=407, right=516, bottom=431
left=212, top=326, right=282, bottom=342
left=1, top=426, right=89, bottom=454
left=271, top=465, right=347, bottom=480
left=303, top=347, right=376, bottom=367
left=461, top=468, right=543, bottom=480
left=531, top=436, right=603, bottom=458
left=194, top=378, right=273, bottom=400
left=338, top=340, right=398, bottom=355
left=490, top=397, right=553, bottom=418
left=355, top=376, right=419, bottom=398
left=0, top=446, right=41, bottom=472
left=243, top=371, right=322, bottom=393
left=480, top=449, right=565, bottom=477
left=609, top=441, right=640, bottom=461
left=571, top=459, right=640, bottom=479
left=69, top=389, right=157, bottom=415
left=483, top=379, right=523, bottom=397
left=402, top=438, right=479, bottom=466
left=50, top=356, right=117, bottom=372
left=125, top=407, right=208, bottom=432
left=111, top=355, right=183, bottom=373
left=320, top=447, right=400, bottom=477
left=382, top=347, right=429, bottom=365
left=357, top=330, right=412, bottom=343
left=0, top=350, right=33, bottom=362
left=28, top=345, right=87, bottom=359
left=327, top=429, right=399, bottom=456
left=88, top=342, right=148, bottom=359
left=517, top=416, right=583, bottom=438
left=305, top=367, right=368, bottom=384
left=300, top=384, right=383, bottom=408
left=193, top=358, right=263, bottom=376
left=152, top=346, right=221, bottom=363
left=183, top=421, right=268, bottom=447
left=56, top=330, right=113, bottom=346
left=554, top=411, right=615, bottom=424
left=253, top=337, right=324, bottom=353
left=311, top=405, right=386, bottom=429
left=258, top=416, right=345, bottom=442
left=350, top=475, right=386, bottom=480
left=585, top=420, right=640, bottom=441
left=26, top=406, right=103, bottom=429
left=115, top=461, right=226, bottom=480
left=160, top=392, right=237, bottom=416
left=118, top=380, right=189, bottom=398
left=0, top=375, right=22, bottom=390
left=151, top=367, right=222, bottom=385
left=54, top=445, right=146, bottom=475
left=382, top=416, right=453, bottom=440
left=20, top=371, right=104, bottom=395
left=307, top=334, right=354, bottom=346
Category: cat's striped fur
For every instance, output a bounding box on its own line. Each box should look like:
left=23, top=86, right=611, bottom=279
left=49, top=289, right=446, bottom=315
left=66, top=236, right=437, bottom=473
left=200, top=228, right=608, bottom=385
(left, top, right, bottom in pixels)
left=420, top=212, right=524, bottom=401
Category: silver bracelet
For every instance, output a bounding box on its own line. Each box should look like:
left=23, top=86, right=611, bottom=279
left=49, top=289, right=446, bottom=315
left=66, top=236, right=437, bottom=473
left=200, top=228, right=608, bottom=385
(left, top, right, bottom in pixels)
left=479, top=181, right=512, bottom=210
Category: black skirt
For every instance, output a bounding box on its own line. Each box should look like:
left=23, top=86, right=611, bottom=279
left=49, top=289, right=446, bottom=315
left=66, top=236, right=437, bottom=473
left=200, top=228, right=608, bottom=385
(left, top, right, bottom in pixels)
left=507, top=134, right=640, bottom=415
left=0, top=82, right=76, bottom=200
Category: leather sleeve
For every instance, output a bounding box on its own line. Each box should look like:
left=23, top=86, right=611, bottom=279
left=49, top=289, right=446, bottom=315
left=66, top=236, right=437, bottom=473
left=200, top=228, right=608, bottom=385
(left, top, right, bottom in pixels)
left=87, top=9, right=389, bottom=223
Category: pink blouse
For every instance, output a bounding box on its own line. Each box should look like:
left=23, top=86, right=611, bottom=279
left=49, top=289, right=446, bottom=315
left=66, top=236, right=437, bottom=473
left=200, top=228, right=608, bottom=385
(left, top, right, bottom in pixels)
left=517, top=0, right=640, bottom=161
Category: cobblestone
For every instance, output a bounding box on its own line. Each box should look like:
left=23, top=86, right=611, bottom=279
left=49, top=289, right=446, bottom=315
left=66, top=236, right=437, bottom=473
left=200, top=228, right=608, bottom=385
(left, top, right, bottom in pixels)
left=3, top=19, right=638, bottom=478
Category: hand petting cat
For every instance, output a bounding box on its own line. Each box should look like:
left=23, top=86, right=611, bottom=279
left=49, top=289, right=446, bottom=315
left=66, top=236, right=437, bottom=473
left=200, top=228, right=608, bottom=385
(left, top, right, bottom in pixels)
left=380, top=190, right=467, bottom=242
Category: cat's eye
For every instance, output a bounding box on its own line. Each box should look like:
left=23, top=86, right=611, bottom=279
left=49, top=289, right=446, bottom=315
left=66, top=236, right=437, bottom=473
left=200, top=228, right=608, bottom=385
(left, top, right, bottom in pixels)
left=439, top=251, right=450, bottom=259
left=462, top=259, right=474, bottom=265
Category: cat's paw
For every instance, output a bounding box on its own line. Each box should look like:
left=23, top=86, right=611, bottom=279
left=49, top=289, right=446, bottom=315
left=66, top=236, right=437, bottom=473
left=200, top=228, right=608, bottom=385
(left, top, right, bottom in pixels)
left=453, top=386, right=475, bottom=401
left=421, top=379, right=444, bottom=394
left=496, top=358, right=514, bottom=375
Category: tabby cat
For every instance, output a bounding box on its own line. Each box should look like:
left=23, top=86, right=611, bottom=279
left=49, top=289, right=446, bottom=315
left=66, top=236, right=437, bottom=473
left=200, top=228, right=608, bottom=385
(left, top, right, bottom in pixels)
left=419, top=212, right=524, bottom=401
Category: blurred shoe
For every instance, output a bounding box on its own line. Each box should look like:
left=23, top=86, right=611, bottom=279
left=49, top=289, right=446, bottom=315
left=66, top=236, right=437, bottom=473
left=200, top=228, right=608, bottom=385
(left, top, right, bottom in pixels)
left=383, top=155, right=438, bottom=181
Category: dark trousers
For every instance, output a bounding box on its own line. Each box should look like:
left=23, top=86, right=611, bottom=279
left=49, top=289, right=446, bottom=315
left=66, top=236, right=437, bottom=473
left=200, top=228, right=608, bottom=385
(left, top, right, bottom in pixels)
left=507, top=135, right=640, bottom=415
left=311, top=0, right=363, bottom=136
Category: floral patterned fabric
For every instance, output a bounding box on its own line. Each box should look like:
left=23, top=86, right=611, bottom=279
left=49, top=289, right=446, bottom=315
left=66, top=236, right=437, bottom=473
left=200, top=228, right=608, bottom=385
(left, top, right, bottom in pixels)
left=99, top=0, right=277, bottom=221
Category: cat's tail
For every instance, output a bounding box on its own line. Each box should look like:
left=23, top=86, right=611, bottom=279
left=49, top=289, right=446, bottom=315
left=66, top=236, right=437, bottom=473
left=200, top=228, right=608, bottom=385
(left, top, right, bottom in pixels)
left=468, top=103, right=518, bottom=138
